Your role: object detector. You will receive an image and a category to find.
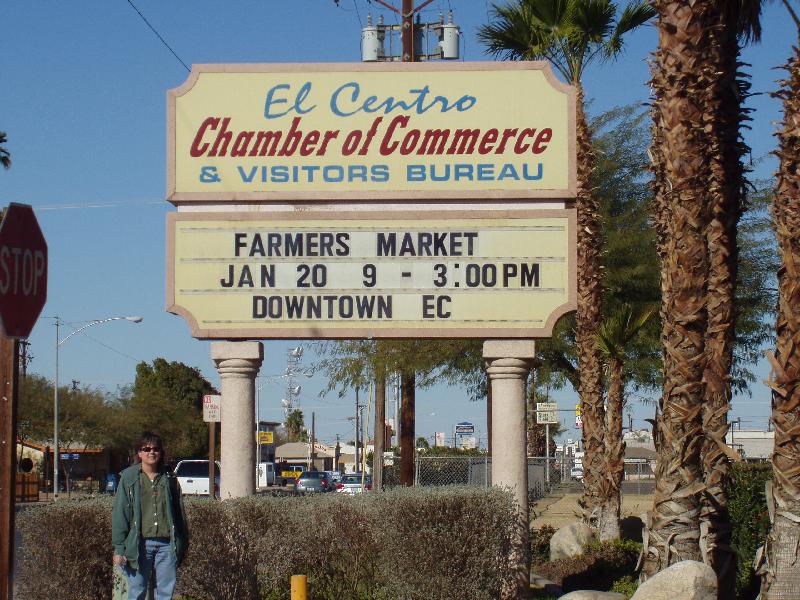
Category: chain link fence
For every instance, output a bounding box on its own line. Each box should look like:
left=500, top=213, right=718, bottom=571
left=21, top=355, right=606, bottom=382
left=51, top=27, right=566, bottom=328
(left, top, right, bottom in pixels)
left=384, top=455, right=655, bottom=496
left=622, top=460, right=656, bottom=495
left=413, top=456, right=570, bottom=501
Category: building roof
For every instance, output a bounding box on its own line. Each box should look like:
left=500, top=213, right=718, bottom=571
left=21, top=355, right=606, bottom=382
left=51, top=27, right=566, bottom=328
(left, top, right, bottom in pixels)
left=726, top=430, right=774, bottom=460
left=276, top=442, right=335, bottom=460
left=625, top=446, right=657, bottom=460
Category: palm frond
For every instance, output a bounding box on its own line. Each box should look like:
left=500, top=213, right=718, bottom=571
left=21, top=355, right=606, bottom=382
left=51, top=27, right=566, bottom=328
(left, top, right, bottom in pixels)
left=736, top=0, right=766, bottom=43
left=606, top=2, right=656, bottom=56
left=479, top=0, right=651, bottom=85
left=0, top=131, right=10, bottom=170
left=597, top=304, right=656, bottom=360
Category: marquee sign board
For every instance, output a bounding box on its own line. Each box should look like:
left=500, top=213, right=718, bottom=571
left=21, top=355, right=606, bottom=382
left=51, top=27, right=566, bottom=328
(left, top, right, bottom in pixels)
left=167, top=62, right=575, bottom=203
left=166, top=209, right=576, bottom=339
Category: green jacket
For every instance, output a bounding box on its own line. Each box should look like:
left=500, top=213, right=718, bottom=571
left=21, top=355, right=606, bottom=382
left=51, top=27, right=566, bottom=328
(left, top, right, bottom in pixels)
left=111, top=464, right=189, bottom=570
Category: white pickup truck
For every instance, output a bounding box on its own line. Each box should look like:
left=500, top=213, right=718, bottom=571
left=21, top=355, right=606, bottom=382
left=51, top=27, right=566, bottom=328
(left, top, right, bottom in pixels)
left=174, top=459, right=221, bottom=496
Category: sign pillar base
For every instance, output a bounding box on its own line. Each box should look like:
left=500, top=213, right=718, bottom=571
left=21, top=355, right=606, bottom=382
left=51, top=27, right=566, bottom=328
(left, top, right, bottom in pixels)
left=483, top=339, right=534, bottom=599
left=211, top=341, right=263, bottom=499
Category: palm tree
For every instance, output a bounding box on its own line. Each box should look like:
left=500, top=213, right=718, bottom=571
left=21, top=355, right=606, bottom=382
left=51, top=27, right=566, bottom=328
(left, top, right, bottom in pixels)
left=0, top=131, right=10, bottom=170
left=759, top=3, right=800, bottom=597
left=595, top=304, right=654, bottom=540
left=479, top=0, right=654, bottom=527
left=697, top=3, right=767, bottom=595
left=284, top=409, right=307, bottom=442
left=643, top=2, right=764, bottom=585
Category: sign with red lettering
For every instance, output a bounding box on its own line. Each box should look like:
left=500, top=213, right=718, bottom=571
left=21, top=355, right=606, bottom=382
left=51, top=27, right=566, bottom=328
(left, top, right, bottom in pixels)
left=167, top=62, right=576, bottom=203
left=0, top=204, right=48, bottom=338
left=203, top=394, right=221, bottom=423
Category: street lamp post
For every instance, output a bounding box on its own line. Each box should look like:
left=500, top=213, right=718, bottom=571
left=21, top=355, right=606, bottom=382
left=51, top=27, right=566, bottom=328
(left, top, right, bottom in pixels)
left=53, top=315, right=143, bottom=500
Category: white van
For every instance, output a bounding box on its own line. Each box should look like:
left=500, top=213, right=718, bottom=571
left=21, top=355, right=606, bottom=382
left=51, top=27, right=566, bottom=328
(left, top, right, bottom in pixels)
left=256, top=462, right=275, bottom=487
left=174, top=459, right=221, bottom=496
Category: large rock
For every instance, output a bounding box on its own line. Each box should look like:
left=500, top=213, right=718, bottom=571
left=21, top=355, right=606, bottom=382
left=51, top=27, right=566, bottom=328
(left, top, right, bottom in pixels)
left=560, top=592, right=626, bottom=600
left=631, top=561, right=717, bottom=600
left=550, top=521, right=597, bottom=560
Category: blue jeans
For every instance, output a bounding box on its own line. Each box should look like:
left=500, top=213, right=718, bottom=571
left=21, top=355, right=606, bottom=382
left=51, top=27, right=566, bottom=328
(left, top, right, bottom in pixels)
left=126, top=538, right=176, bottom=600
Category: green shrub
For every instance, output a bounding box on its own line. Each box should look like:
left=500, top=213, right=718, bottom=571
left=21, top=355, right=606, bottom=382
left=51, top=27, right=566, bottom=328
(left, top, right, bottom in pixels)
left=535, top=539, right=641, bottom=593
left=530, top=525, right=556, bottom=566
left=610, top=574, right=638, bottom=598
left=17, top=487, right=518, bottom=600
left=16, top=497, right=115, bottom=600
left=728, top=461, right=772, bottom=600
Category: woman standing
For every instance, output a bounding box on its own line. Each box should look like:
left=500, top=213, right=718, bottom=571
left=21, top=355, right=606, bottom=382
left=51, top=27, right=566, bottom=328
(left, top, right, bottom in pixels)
left=112, top=432, right=189, bottom=600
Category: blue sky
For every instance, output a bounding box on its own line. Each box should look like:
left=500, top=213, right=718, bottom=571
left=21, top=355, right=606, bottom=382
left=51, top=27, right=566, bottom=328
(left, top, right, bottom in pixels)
left=2, top=1, right=794, bottom=447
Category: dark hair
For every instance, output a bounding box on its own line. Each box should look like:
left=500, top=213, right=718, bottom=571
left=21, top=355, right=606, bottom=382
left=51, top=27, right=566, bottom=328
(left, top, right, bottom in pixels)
left=136, top=431, right=165, bottom=470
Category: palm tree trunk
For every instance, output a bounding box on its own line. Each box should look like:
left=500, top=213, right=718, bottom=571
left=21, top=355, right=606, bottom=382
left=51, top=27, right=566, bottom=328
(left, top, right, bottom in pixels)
left=574, top=84, right=606, bottom=527
left=399, top=370, right=416, bottom=486
left=599, top=357, right=625, bottom=541
left=759, top=47, right=800, bottom=600
left=643, top=0, right=717, bottom=578
left=700, top=5, right=747, bottom=596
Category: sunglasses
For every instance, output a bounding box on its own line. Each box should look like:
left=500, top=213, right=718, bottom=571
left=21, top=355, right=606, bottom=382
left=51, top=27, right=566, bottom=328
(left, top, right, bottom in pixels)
left=139, top=446, right=162, bottom=453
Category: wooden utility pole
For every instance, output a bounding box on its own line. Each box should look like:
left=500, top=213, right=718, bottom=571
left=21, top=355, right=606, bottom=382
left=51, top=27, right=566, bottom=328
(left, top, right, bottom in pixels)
left=372, top=371, right=386, bottom=491
left=402, top=0, right=414, bottom=62
left=372, top=0, right=436, bottom=61
left=310, top=412, right=316, bottom=469
left=0, top=335, right=19, bottom=600
left=399, top=372, right=415, bottom=486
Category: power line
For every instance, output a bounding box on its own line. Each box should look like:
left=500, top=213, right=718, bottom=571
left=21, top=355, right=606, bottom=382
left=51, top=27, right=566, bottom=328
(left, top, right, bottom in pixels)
left=35, top=199, right=162, bottom=211
left=79, top=331, right=145, bottom=363
left=125, top=0, right=190, bottom=72
left=352, top=0, right=364, bottom=28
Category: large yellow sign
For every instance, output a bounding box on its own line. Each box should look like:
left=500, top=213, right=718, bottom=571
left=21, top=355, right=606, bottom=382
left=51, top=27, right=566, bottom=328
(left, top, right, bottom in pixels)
left=167, top=62, right=575, bottom=202
left=166, top=210, right=576, bottom=339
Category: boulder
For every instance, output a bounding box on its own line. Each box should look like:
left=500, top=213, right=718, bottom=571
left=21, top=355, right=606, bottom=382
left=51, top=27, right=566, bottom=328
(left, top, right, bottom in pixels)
left=631, top=561, right=717, bottom=600
left=550, top=521, right=597, bottom=560
left=560, top=592, right=627, bottom=600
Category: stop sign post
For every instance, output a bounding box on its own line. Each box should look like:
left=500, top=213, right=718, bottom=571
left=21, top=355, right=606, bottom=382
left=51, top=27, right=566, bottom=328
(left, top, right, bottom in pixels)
left=0, top=203, right=48, bottom=600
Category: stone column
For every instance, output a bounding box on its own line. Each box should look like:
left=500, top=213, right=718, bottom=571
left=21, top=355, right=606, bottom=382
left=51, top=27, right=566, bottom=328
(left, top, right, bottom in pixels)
left=484, top=339, right=535, bottom=598
left=211, top=341, right=263, bottom=499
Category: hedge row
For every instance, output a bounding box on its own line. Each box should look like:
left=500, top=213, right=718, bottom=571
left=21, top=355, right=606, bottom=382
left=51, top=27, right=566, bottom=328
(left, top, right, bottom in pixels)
left=16, top=486, right=521, bottom=600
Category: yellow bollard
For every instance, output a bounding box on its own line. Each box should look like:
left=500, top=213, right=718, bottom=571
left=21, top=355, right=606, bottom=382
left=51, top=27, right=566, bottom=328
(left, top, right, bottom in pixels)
left=290, top=574, right=308, bottom=600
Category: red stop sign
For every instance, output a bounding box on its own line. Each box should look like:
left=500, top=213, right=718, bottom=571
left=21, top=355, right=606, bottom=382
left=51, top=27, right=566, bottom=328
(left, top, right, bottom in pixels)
left=0, top=204, right=48, bottom=338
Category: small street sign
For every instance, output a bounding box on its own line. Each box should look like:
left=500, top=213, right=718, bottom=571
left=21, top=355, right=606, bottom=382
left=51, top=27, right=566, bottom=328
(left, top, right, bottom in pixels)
left=576, top=414, right=583, bottom=429
left=203, top=394, right=221, bottom=422
left=0, top=204, right=48, bottom=339
left=575, top=403, right=581, bottom=417
left=257, top=431, right=273, bottom=444
left=536, top=402, right=558, bottom=424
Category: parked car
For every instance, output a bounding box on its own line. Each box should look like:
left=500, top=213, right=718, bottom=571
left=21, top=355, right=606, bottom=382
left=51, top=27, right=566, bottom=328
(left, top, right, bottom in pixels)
left=336, top=473, right=372, bottom=495
left=295, top=471, right=332, bottom=493
left=174, top=459, right=221, bottom=497
left=276, top=464, right=307, bottom=486
left=325, top=470, right=343, bottom=484
left=570, top=466, right=584, bottom=482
